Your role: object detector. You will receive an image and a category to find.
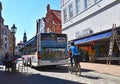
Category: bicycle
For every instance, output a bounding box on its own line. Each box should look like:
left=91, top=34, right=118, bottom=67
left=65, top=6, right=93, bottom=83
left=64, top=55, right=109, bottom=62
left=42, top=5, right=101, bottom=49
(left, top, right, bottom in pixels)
left=68, top=56, right=81, bottom=76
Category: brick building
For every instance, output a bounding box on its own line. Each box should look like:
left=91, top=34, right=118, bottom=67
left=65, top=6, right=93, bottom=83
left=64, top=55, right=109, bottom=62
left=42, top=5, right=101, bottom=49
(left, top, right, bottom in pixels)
left=0, top=2, right=14, bottom=58
left=0, top=2, right=4, bottom=58
left=45, top=4, right=61, bottom=34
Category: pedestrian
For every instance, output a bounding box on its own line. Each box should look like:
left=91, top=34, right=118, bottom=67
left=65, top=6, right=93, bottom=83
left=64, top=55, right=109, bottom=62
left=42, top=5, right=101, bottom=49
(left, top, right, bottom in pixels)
left=3, top=52, right=12, bottom=71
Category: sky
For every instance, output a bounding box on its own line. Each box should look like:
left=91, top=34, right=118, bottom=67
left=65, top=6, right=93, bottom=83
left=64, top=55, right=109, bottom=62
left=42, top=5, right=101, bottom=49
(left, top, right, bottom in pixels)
left=1, top=0, right=61, bottom=44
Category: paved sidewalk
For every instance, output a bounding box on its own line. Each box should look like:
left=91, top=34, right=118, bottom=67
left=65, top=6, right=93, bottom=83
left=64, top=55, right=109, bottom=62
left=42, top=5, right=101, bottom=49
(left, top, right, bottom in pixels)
left=80, top=62, right=120, bottom=77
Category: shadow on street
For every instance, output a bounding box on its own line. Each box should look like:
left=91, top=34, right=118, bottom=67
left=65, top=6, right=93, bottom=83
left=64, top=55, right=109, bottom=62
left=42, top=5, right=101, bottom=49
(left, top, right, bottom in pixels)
left=0, top=70, right=85, bottom=84
left=33, top=65, right=68, bottom=73
left=81, top=68, right=94, bottom=72
left=0, top=70, right=27, bottom=84
left=25, top=73, right=86, bottom=84
left=33, top=65, right=95, bottom=73
left=81, top=75, right=103, bottom=80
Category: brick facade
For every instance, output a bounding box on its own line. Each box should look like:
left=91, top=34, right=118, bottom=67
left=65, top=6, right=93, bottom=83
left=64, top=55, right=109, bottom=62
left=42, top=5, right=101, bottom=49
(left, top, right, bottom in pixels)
left=45, top=4, right=61, bottom=34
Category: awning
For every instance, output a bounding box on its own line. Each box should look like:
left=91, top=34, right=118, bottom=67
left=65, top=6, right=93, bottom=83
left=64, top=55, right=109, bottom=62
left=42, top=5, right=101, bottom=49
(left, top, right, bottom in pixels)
left=24, top=36, right=36, bottom=46
left=74, top=31, right=111, bottom=44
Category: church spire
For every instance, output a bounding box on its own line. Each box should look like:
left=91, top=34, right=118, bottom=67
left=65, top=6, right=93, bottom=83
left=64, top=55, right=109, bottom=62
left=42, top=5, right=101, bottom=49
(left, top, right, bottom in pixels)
left=23, top=31, right=27, bottom=43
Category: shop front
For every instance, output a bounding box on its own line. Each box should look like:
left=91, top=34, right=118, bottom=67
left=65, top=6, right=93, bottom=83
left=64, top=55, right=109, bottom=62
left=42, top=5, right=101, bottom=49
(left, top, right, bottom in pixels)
left=76, top=39, right=110, bottom=63
left=73, top=30, right=120, bottom=64
left=74, top=31, right=111, bottom=62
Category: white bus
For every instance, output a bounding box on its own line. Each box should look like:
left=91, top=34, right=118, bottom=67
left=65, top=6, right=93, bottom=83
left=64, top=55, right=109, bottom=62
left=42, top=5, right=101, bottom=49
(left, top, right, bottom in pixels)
left=22, top=33, right=68, bottom=67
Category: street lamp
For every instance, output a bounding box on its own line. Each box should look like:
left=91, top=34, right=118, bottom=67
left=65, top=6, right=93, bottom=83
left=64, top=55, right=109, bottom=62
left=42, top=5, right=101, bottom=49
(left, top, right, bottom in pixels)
left=11, top=24, right=17, bottom=56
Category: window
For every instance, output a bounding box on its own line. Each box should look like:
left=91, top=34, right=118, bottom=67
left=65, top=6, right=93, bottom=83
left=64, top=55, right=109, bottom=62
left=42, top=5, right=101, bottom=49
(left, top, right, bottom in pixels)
left=69, top=4, right=73, bottom=18
left=64, top=0, right=69, bottom=4
left=5, top=43, right=7, bottom=49
left=61, top=0, right=64, bottom=6
left=63, top=9, right=67, bottom=22
left=5, top=30, right=8, bottom=36
left=2, top=28, right=4, bottom=34
left=76, top=0, right=81, bottom=14
left=84, top=0, right=90, bottom=9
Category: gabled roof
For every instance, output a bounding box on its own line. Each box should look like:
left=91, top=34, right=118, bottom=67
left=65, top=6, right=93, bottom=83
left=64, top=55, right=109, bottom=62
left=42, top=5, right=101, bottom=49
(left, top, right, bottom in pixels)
left=51, top=10, right=61, bottom=24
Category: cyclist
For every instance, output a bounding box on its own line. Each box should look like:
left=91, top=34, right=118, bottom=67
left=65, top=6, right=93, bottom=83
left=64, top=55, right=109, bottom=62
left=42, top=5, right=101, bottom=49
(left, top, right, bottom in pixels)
left=67, top=41, right=79, bottom=67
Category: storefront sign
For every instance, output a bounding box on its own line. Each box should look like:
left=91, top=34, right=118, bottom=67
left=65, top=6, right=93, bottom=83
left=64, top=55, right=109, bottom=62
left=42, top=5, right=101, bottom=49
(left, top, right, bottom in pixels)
left=76, top=28, right=94, bottom=39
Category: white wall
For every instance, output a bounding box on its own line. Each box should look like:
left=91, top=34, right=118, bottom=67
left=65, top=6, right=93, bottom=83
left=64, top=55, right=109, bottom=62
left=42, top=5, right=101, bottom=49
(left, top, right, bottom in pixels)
left=61, top=0, right=120, bottom=41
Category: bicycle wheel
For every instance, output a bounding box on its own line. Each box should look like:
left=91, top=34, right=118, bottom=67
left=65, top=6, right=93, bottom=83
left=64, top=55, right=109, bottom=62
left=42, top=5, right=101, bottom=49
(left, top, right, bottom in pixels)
left=68, top=63, right=73, bottom=73
left=75, top=63, right=81, bottom=76
left=77, top=64, right=81, bottom=76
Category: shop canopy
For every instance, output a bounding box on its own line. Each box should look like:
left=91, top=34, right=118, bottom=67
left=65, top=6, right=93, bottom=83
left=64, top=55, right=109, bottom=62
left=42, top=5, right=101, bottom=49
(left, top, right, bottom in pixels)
left=74, top=31, right=111, bottom=44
